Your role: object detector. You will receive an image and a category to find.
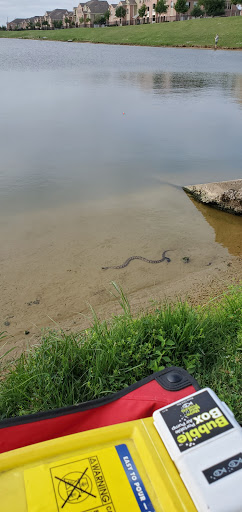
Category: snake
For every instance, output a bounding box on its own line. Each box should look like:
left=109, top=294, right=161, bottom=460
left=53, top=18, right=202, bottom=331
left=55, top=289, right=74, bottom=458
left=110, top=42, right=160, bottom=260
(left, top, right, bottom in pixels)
left=102, top=250, right=171, bottom=270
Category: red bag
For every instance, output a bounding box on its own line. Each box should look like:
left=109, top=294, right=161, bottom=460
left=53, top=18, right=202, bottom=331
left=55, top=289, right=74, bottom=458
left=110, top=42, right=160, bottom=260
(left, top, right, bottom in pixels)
left=0, top=366, right=199, bottom=454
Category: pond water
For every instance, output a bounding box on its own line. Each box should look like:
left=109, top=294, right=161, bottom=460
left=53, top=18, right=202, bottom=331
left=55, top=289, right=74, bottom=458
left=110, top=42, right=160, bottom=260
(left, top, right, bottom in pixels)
left=0, top=39, right=241, bottom=344
left=0, top=39, right=242, bottom=214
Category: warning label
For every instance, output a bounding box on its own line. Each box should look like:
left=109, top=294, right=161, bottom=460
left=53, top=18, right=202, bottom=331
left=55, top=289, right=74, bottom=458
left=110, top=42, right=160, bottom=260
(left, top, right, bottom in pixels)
left=51, top=456, right=114, bottom=512
left=24, top=444, right=151, bottom=512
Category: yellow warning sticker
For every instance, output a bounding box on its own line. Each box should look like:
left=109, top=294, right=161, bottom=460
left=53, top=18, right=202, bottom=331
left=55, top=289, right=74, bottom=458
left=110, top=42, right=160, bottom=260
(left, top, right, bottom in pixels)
left=51, top=455, right=113, bottom=512
left=24, top=445, right=149, bottom=512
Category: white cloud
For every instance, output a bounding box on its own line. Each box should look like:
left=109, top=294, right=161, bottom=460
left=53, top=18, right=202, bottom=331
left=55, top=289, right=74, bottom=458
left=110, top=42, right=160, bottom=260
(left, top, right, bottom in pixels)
left=0, top=1, right=75, bottom=26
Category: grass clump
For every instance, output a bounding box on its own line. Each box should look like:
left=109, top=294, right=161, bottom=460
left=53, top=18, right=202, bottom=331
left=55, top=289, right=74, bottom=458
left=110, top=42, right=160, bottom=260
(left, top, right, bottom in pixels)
left=0, top=283, right=241, bottom=421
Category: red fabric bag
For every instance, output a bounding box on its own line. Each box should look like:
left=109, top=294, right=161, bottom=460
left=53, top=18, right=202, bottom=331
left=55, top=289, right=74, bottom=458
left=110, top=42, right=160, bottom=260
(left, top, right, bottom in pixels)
left=0, top=366, right=199, bottom=454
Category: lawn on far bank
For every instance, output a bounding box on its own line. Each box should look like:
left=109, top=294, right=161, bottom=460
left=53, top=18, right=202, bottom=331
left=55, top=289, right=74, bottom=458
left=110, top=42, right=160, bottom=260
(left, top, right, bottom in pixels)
left=0, top=283, right=241, bottom=422
left=1, top=17, right=242, bottom=49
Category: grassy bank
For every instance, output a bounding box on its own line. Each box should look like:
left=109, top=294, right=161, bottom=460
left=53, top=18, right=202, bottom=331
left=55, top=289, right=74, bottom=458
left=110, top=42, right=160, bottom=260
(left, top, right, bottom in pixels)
left=0, top=283, right=241, bottom=422
left=1, top=17, right=242, bottom=49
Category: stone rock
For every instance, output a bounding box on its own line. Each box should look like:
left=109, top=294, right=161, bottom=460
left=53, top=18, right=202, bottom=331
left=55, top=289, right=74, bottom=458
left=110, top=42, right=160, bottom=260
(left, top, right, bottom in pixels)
left=183, top=180, right=242, bottom=215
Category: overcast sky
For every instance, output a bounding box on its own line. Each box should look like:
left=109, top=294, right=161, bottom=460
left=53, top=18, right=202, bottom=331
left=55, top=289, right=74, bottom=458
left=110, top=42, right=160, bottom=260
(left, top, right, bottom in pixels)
left=0, top=1, right=75, bottom=26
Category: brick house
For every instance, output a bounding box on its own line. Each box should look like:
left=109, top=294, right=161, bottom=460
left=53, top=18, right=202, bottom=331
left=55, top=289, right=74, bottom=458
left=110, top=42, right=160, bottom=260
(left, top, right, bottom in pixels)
left=74, top=3, right=86, bottom=25
left=63, top=11, right=75, bottom=27
left=43, top=9, right=70, bottom=28
left=82, top=0, right=110, bottom=23
left=7, top=19, right=28, bottom=30
left=109, top=3, right=118, bottom=23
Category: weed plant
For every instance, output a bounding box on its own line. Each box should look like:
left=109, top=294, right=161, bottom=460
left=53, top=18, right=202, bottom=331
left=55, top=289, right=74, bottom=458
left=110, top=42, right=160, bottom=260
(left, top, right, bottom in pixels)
left=0, top=283, right=241, bottom=421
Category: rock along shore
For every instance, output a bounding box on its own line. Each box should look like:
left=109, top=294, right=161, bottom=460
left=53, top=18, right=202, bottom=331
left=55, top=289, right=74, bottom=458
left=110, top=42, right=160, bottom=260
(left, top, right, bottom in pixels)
left=183, top=179, right=242, bottom=215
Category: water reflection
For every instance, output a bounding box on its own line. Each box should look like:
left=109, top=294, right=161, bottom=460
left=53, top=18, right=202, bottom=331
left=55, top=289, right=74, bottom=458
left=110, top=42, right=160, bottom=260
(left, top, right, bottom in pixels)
left=119, top=71, right=237, bottom=99
left=187, top=196, right=242, bottom=257
left=234, top=75, right=242, bottom=107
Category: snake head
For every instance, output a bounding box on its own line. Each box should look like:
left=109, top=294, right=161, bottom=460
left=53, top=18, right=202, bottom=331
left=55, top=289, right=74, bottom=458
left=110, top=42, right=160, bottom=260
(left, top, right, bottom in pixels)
left=182, top=256, right=190, bottom=263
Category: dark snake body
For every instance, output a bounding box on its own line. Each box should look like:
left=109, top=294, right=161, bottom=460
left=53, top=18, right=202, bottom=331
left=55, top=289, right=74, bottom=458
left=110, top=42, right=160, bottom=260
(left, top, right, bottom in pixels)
left=102, top=250, right=171, bottom=270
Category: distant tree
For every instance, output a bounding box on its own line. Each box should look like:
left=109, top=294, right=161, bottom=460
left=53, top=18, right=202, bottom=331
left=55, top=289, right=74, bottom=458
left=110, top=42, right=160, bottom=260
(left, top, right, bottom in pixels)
left=155, top=0, right=168, bottom=21
left=79, top=16, right=84, bottom=24
left=42, top=20, right=50, bottom=29
left=138, top=3, right=148, bottom=20
left=138, top=3, right=148, bottom=22
left=53, top=20, right=63, bottom=28
left=104, top=10, right=110, bottom=20
left=191, top=4, right=204, bottom=16
left=198, top=0, right=225, bottom=16
left=85, top=17, right=91, bottom=24
left=94, top=14, right=106, bottom=24
left=35, top=21, right=41, bottom=29
left=27, top=21, right=35, bottom=30
left=115, top=6, right=126, bottom=24
left=174, top=0, right=189, bottom=18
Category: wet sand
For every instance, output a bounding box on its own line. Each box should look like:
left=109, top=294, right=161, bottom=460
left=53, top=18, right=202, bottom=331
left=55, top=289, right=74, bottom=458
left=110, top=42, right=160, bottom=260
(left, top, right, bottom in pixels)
left=1, top=185, right=241, bottom=358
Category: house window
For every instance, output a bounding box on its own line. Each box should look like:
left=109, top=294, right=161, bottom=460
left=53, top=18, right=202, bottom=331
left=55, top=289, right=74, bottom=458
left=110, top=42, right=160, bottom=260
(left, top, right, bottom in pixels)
left=153, top=3, right=155, bottom=8
left=153, top=14, right=155, bottom=20
left=171, top=1, right=173, bottom=6
left=126, top=8, right=129, bottom=12
left=147, top=6, right=149, bottom=10
left=186, top=1, right=190, bottom=5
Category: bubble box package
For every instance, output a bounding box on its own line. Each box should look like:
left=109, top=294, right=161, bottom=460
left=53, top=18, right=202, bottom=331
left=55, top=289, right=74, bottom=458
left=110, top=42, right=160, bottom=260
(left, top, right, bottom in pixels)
left=153, top=388, right=242, bottom=512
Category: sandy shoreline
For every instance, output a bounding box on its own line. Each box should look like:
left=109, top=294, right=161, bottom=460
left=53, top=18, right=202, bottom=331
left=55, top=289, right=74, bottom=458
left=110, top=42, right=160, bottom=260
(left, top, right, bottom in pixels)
left=1, top=181, right=241, bottom=360
left=2, top=244, right=241, bottom=360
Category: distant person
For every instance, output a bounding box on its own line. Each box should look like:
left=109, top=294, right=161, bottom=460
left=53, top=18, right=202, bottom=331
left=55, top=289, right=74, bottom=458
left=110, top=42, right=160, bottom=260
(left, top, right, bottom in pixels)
left=215, top=34, right=219, bottom=49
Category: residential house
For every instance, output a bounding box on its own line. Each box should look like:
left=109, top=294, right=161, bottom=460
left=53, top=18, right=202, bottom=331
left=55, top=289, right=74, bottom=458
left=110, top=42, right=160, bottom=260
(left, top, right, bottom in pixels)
left=114, top=0, right=127, bottom=23
left=74, top=3, right=86, bottom=25
left=224, top=1, right=241, bottom=16
left=33, top=16, right=44, bottom=28
left=109, top=4, right=118, bottom=24
left=7, top=18, right=28, bottom=30
left=63, top=11, right=75, bottom=27
left=82, top=0, right=110, bottom=24
left=43, top=9, right=70, bottom=28
left=113, top=0, right=137, bottom=24
left=26, top=16, right=43, bottom=28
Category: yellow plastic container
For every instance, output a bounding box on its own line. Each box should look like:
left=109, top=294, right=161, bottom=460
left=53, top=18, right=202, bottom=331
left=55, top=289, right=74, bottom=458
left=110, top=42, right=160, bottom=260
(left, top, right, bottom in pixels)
left=0, top=417, right=197, bottom=512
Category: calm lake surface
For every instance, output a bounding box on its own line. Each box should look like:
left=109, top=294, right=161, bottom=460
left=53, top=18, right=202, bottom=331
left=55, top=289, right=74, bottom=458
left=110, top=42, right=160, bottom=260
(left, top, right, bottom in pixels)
left=0, top=39, right=242, bottom=214
left=0, top=39, right=241, bottom=344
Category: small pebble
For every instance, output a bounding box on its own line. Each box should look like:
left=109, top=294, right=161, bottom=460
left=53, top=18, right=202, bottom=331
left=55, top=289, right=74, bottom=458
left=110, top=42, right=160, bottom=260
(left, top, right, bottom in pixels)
left=24, top=330, right=30, bottom=335
left=4, top=321, right=10, bottom=326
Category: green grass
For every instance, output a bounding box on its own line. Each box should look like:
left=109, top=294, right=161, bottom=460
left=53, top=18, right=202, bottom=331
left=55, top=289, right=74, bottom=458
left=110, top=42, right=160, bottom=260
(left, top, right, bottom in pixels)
left=0, top=282, right=241, bottom=422
left=1, top=17, right=242, bottom=48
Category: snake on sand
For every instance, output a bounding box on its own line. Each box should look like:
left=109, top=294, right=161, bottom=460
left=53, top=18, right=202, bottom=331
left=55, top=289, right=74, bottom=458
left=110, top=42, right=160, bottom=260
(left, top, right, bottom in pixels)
left=102, top=250, right=171, bottom=270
